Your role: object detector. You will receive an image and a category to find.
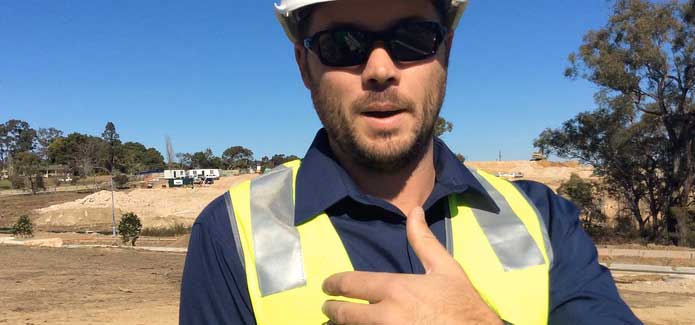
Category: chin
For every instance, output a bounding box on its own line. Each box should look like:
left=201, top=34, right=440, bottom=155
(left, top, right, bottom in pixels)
left=358, top=135, right=416, bottom=160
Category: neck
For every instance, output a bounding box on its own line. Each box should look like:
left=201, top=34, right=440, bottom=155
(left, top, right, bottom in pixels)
left=330, top=139, right=436, bottom=217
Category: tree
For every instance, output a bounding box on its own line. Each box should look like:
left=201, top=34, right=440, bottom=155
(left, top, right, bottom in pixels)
left=258, top=154, right=300, bottom=170
left=176, top=153, right=193, bottom=169
left=559, top=0, right=695, bottom=245
left=101, top=122, right=121, bottom=173
left=79, top=136, right=107, bottom=177
left=190, top=149, right=223, bottom=169
left=0, top=120, right=37, bottom=172
left=456, top=153, right=466, bottom=163
left=535, top=95, right=669, bottom=237
left=270, top=154, right=299, bottom=167
left=12, top=215, right=34, bottom=238
left=13, top=151, right=44, bottom=194
left=36, top=127, right=63, bottom=160
left=118, top=212, right=142, bottom=246
left=121, top=142, right=166, bottom=174
left=142, top=148, right=166, bottom=170
left=557, top=174, right=607, bottom=237
left=434, top=117, right=453, bottom=137
left=48, top=133, right=106, bottom=177
left=222, top=146, right=255, bottom=170
left=165, top=135, right=175, bottom=168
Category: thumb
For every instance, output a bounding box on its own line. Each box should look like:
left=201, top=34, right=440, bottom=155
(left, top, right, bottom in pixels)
left=406, top=206, right=455, bottom=274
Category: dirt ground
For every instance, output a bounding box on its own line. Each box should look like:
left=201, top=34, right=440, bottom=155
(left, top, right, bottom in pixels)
left=614, top=273, right=695, bottom=325
left=0, top=245, right=183, bottom=325
left=1, top=245, right=693, bottom=325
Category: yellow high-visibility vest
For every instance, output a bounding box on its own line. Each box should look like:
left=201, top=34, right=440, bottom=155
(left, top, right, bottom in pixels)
left=227, top=160, right=552, bottom=325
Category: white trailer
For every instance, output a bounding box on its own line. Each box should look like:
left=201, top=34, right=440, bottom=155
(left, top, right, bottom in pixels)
left=187, top=169, right=221, bottom=180
left=163, top=170, right=187, bottom=179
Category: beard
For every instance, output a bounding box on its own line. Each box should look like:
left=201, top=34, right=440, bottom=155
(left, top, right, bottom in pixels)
left=309, top=72, right=447, bottom=173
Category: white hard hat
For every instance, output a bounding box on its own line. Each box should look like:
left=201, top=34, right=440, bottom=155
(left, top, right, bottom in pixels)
left=274, top=0, right=469, bottom=43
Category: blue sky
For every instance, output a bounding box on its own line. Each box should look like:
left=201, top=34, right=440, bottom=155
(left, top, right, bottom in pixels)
left=0, top=0, right=610, bottom=161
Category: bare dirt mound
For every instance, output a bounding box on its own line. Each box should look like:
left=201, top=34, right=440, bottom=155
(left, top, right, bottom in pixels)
left=466, top=160, right=594, bottom=190
left=34, top=175, right=257, bottom=229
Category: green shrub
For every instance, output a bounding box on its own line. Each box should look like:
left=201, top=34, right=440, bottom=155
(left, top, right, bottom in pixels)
left=117, top=212, right=142, bottom=246
left=141, top=223, right=191, bottom=237
left=12, top=215, right=34, bottom=238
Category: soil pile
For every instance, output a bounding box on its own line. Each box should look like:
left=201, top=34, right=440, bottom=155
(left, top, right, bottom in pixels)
left=466, top=160, right=594, bottom=190
left=34, top=175, right=257, bottom=229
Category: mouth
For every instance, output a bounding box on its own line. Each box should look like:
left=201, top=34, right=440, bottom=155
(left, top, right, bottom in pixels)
left=360, top=102, right=408, bottom=118
left=358, top=104, right=408, bottom=130
left=361, top=110, right=406, bottom=118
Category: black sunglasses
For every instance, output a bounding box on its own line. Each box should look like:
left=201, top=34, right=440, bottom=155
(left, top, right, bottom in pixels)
left=303, top=21, right=448, bottom=67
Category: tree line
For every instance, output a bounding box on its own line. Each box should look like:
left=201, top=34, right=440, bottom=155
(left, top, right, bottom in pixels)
left=536, top=0, right=695, bottom=246
left=0, top=120, right=167, bottom=192
left=174, top=147, right=299, bottom=171
left=0, top=119, right=305, bottom=193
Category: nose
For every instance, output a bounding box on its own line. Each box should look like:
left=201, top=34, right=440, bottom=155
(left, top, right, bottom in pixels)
left=361, top=42, right=400, bottom=91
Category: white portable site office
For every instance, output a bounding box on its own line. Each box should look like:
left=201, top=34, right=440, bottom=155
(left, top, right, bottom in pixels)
left=187, top=169, right=220, bottom=179
left=163, top=170, right=187, bottom=179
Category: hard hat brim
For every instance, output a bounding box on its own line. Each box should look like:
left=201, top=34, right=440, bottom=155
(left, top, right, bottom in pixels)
left=275, top=0, right=469, bottom=43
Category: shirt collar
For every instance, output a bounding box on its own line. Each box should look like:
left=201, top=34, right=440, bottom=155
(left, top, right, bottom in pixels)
left=294, top=129, right=498, bottom=225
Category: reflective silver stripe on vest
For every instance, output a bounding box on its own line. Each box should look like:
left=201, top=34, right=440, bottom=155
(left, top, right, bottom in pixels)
left=512, top=183, right=554, bottom=267
left=224, top=193, right=245, bottom=270
left=468, top=169, right=545, bottom=271
left=445, top=210, right=454, bottom=255
left=250, top=165, right=306, bottom=296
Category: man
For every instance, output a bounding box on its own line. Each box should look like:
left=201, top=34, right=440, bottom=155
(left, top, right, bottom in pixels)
left=180, top=0, right=641, bottom=324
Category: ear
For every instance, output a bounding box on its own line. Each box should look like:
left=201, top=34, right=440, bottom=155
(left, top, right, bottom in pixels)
left=294, top=43, right=313, bottom=90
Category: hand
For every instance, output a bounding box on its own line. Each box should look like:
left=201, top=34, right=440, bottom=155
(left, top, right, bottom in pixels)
left=321, top=207, right=502, bottom=325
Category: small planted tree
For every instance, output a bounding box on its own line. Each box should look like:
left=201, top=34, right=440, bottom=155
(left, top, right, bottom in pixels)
left=118, top=212, right=142, bottom=246
left=12, top=215, right=34, bottom=238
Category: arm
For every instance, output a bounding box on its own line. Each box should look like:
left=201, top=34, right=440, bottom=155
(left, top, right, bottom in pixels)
left=514, top=180, right=642, bottom=325
left=179, top=194, right=256, bottom=325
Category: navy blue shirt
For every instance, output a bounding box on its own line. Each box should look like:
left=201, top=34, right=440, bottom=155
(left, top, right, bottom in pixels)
left=180, top=129, right=640, bottom=324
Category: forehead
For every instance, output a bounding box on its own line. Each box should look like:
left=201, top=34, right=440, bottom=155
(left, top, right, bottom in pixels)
left=308, top=0, right=440, bottom=33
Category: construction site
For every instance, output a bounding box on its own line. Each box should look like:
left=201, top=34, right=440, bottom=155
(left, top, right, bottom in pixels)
left=0, top=160, right=693, bottom=324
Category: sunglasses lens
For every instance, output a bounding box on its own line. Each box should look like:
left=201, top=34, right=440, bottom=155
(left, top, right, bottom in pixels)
left=317, top=30, right=370, bottom=67
left=390, top=22, right=442, bottom=62
left=308, top=22, right=445, bottom=67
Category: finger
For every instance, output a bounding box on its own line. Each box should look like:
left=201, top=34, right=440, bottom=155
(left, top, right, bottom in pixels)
left=323, top=271, right=397, bottom=302
left=406, top=206, right=456, bottom=273
left=322, top=300, right=379, bottom=325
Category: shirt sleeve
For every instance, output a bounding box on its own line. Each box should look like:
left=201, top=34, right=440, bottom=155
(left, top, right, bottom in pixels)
left=179, top=194, right=257, bottom=325
left=514, top=180, right=642, bottom=325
